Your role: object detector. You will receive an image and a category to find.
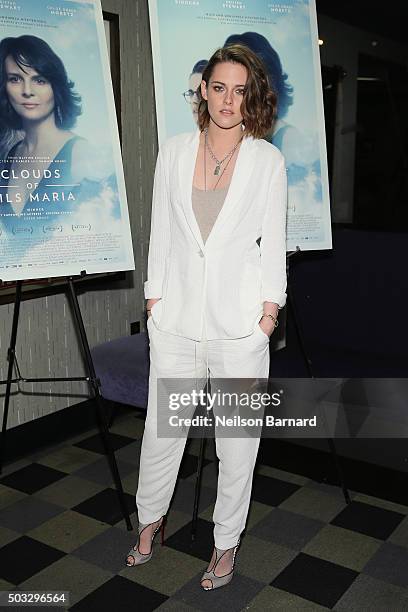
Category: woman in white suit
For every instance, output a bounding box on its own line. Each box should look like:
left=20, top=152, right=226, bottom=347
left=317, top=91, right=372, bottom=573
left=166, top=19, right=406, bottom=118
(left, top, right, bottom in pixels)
left=126, top=43, right=287, bottom=591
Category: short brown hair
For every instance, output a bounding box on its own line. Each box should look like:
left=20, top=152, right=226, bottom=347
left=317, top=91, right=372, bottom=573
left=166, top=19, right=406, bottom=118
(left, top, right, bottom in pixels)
left=196, top=43, right=277, bottom=139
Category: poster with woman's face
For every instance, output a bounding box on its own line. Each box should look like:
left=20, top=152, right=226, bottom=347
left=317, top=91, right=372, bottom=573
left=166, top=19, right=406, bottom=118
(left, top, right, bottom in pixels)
left=149, top=0, right=332, bottom=252
left=0, top=0, right=134, bottom=282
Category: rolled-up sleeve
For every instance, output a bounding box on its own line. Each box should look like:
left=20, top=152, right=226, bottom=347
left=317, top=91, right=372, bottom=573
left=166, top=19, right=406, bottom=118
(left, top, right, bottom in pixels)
left=260, top=154, right=288, bottom=308
left=144, top=148, right=171, bottom=299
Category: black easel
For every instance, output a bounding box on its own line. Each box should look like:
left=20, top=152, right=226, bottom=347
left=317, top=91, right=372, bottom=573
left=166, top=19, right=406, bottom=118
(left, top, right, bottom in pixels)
left=0, top=273, right=133, bottom=531
left=286, top=248, right=350, bottom=504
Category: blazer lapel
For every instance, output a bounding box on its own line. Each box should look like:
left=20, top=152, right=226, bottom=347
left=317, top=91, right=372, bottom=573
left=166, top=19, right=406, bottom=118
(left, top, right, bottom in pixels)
left=178, top=130, right=256, bottom=250
left=178, top=129, right=205, bottom=251
left=205, top=134, right=256, bottom=246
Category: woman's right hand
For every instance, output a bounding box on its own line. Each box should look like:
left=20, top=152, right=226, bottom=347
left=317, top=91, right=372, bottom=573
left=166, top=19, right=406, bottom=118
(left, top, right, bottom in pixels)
left=146, top=298, right=160, bottom=318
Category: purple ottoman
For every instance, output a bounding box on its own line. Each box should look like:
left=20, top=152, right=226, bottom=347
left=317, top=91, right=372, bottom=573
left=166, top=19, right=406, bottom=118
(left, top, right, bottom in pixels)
left=91, top=333, right=150, bottom=409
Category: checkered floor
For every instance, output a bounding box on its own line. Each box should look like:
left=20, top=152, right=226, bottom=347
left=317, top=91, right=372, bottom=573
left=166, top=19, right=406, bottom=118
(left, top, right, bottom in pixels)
left=1, top=409, right=408, bottom=610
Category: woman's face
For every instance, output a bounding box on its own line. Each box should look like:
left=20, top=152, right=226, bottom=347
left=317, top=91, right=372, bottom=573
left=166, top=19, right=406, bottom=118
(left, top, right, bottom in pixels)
left=5, top=55, right=55, bottom=123
left=201, top=61, right=247, bottom=131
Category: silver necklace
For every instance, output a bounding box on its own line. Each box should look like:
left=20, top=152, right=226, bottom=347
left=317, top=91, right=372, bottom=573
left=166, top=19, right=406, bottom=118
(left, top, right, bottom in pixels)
left=204, top=127, right=242, bottom=175
left=204, top=135, right=240, bottom=191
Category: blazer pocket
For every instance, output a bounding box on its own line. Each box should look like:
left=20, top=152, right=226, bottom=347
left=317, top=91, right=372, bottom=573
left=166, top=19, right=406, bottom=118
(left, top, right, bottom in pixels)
left=255, top=321, right=270, bottom=341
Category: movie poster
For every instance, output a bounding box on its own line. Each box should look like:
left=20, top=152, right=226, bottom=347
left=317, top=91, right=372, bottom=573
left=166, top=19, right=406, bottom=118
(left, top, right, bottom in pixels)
left=0, top=0, right=135, bottom=281
left=148, top=0, right=332, bottom=251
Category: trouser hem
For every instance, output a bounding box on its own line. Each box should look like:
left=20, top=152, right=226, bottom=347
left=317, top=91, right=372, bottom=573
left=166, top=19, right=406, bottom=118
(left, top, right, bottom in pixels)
left=213, top=536, right=241, bottom=550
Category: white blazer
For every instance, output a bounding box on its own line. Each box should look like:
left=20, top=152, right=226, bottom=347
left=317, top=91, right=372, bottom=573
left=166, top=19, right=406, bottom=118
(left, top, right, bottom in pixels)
left=144, top=128, right=287, bottom=341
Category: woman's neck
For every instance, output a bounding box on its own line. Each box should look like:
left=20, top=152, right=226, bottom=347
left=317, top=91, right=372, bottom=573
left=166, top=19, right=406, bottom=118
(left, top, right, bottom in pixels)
left=206, top=119, right=244, bottom=153
left=21, top=115, right=67, bottom=156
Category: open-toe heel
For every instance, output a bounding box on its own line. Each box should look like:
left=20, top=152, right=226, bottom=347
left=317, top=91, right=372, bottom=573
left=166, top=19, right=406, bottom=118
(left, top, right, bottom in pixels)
left=125, top=515, right=166, bottom=567
left=200, top=539, right=240, bottom=590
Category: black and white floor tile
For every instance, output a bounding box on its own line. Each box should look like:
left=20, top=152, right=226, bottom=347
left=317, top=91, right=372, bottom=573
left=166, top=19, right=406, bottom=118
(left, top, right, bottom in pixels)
left=1, top=410, right=408, bottom=610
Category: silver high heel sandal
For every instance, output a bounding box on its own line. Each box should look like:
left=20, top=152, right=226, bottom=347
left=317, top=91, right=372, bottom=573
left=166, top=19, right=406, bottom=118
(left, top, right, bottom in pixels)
left=200, top=539, right=240, bottom=590
left=125, top=516, right=166, bottom=566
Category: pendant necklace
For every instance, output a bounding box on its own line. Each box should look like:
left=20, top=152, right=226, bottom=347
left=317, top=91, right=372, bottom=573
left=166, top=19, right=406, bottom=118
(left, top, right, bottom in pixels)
left=204, top=127, right=242, bottom=176
left=204, top=132, right=241, bottom=191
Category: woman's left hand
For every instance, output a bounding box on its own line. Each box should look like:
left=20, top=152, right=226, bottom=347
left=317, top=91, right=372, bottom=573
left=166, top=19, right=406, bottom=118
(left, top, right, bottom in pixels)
left=258, top=316, right=276, bottom=338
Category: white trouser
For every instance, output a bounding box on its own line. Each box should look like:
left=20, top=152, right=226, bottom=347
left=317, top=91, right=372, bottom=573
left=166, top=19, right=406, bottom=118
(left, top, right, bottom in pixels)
left=136, top=314, right=270, bottom=549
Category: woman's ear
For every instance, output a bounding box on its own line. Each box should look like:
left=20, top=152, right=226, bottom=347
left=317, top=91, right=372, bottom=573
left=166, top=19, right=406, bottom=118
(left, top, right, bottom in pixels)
left=200, top=79, right=208, bottom=101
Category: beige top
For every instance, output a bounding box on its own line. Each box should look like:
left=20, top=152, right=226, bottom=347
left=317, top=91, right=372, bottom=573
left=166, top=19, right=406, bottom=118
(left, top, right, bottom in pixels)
left=192, top=185, right=229, bottom=244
